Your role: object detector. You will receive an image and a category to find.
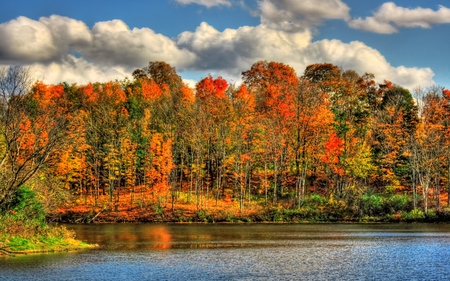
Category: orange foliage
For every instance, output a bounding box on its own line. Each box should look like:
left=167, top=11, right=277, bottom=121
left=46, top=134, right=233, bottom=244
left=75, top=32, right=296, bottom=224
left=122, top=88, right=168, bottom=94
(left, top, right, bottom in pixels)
left=141, top=79, right=163, bottom=100
left=321, top=133, right=343, bottom=164
left=181, top=84, right=195, bottom=104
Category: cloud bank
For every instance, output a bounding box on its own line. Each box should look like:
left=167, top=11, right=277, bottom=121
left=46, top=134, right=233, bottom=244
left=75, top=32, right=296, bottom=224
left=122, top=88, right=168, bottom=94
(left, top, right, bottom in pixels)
left=0, top=13, right=435, bottom=89
left=177, top=23, right=434, bottom=89
left=348, top=2, right=450, bottom=34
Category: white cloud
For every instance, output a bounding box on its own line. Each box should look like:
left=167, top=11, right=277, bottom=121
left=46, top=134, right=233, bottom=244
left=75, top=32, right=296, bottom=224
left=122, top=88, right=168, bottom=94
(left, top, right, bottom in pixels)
left=183, top=79, right=197, bottom=88
left=31, top=55, right=129, bottom=85
left=348, top=17, right=397, bottom=34
left=299, top=39, right=435, bottom=89
left=175, top=0, right=231, bottom=8
left=0, top=16, right=436, bottom=90
left=177, top=22, right=312, bottom=74
left=0, top=16, right=59, bottom=64
left=256, top=0, right=351, bottom=32
left=177, top=22, right=434, bottom=90
left=40, top=15, right=92, bottom=49
left=81, top=19, right=196, bottom=68
left=348, top=2, right=450, bottom=34
left=0, top=16, right=197, bottom=83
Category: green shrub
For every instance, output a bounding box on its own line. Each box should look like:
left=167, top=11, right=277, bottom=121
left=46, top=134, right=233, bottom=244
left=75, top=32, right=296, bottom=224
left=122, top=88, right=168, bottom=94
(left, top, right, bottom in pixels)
left=309, top=194, right=327, bottom=206
left=362, top=194, right=383, bottom=215
left=400, top=208, right=425, bottom=221
left=325, top=197, right=349, bottom=219
left=152, top=202, right=164, bottom=215
left=426, top=209, right=437, bottom=220
left=5, top=186, right=46, bottom=223
left=383, top=194, right=411, bottom=213
left=391, top=194, right=411, bottom=211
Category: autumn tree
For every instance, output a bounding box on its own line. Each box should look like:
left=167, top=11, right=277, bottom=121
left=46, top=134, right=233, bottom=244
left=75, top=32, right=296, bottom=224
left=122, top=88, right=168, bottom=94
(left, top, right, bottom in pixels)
left=303, top=64, right=376, bottom=199
left=242, top=61, right=298, bottom=204
left=287, top=79, right=334, bottom=204
left=0, top=67, right=73, bottom=210
left=133, top=61, right=183, bottom=90
left=408, top=87, right=447, bottom=213
left=370, top=86, right=419, bottom=192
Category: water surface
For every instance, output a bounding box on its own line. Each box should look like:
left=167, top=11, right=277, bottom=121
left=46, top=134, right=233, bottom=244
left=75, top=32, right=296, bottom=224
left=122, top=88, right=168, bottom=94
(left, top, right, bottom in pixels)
left=2, top=223, right=450, bottom=280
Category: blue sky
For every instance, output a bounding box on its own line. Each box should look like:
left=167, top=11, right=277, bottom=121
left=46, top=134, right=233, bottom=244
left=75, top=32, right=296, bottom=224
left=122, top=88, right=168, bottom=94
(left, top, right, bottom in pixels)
left=0, top=0, right=449, bottom=90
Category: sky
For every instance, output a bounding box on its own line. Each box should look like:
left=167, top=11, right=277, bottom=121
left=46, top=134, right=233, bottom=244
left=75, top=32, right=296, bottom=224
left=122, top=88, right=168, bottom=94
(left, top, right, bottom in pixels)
left=0, top=0, right=449, bottom=90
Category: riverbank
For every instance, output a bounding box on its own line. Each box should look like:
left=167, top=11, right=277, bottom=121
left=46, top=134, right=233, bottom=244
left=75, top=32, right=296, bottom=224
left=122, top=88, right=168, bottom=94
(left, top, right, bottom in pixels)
left=52, top=199, right=450, bottom=224
left=0, top=238, right=98, bottom=257
left=0, top=213, right=98, bottom=257
left=48, top=189, right=450, bottom=224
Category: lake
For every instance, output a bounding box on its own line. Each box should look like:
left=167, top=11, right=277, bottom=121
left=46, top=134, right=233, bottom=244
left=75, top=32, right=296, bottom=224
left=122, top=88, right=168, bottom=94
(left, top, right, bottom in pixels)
left=2, top=223, right=450, bottom=280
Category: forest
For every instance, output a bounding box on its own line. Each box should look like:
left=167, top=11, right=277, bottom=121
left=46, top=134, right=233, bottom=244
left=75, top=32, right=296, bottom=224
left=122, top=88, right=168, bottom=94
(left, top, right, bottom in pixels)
left=1, top=60, right=450, bottom=226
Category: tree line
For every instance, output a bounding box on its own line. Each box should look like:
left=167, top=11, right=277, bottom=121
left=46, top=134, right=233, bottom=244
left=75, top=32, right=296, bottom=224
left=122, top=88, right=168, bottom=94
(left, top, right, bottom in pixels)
left=0, top=61, right=449, bottom=217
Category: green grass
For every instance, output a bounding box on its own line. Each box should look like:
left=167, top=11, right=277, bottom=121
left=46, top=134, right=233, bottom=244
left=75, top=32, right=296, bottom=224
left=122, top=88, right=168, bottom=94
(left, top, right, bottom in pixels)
left=0, top=212, right=97, bottom=255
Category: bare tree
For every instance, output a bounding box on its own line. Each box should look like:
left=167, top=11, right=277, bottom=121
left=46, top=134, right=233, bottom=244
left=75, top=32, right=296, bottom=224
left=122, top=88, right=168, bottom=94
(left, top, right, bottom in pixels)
left=408, top=86, right=446, bottom=214
left=0, top=66, right=71, bottom=210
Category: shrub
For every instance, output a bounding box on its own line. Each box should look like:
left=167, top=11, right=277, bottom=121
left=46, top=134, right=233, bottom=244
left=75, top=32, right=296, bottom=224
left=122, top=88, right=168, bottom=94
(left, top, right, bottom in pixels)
left=400, top=208, right=425, bottom=221
left=309, top=194, right=327, bottom=206
left=4, top=186, right=46, bottom=223
left=362, top=194, right=383, bottom=215
left=383, top=194, right=411, bottom=213
left=426, top=209, right=437, bottom=220
left=391, top=194, right=411, bottom=211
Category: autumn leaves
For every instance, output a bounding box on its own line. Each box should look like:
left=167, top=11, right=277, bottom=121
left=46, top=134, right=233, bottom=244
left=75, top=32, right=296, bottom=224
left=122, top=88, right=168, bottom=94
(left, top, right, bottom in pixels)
left=1, top=61, right=448, bottom=217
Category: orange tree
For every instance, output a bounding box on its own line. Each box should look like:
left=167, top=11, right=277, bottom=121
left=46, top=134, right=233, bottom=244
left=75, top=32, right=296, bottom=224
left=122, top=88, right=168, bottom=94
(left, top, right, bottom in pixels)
left=242, top=61, right=298, bottom=204
left=303, top=63, right=376, bottom=199
left=0, top=67, right=74, bottom=210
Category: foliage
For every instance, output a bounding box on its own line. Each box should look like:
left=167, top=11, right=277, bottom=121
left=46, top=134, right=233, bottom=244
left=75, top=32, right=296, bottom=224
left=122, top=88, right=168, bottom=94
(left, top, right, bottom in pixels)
left=4, top=186, right=46, bottom=222
left=1, top=61, right=449, bottom=227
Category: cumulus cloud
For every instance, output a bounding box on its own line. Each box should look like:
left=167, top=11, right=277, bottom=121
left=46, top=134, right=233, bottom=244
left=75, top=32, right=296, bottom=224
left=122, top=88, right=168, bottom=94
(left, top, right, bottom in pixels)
left=256, top=0, right=351, bottom=32
left=0, top=16, right=60, bottom=64
left=177, top=22, right=434, bottom=90
left=31, top=55, right=129, bottom=85
left=175, top=0, right=232, bottom=8
left=177, top=22, right=312, bottom=74
left=299, top=39, right=434, bottom=89
left=40, top=15, right=92, bottom=49
left=81, top=19, right=196, bottom=68
left=348, top=2, right=450, bottom=34
left=0, top=15, right=197, bottom=83
left=0, top=15, right=436, bottom=89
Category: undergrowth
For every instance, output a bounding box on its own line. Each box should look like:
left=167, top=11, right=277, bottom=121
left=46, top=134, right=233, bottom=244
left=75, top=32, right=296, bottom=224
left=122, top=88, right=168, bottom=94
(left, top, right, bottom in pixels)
left=0, top=186, right=94, bottom=254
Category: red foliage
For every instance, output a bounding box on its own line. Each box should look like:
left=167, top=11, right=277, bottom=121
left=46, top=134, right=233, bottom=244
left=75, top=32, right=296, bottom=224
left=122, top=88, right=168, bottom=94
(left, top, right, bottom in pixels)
left=196, top=75, right=228, bottom=100
left=321, top=133, right=343, bottom=164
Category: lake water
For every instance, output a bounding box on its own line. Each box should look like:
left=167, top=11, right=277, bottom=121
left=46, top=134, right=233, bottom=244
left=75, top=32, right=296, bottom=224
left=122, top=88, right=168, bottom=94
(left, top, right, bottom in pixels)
left=2, top=223, right=450, bottom=280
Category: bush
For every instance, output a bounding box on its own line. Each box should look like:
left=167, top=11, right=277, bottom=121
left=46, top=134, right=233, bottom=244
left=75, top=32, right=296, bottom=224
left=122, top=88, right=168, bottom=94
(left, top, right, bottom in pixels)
left=362, top=194, right=383, bottom=215
left=309, top=194, right=327, bottom=206
left=400, top=208, right=425, bottom=221
left=383, top=194, right=411, bottom=213
left=426, top=209, right=437, bottom=220
left=391, top=194, right=411, bottom=211
left=0, top=211, right=75, bottom=241
left=325, top=198, right=349, bottom=219
left=256, top=206, right=322, bottom=222
left=4, top=186, right=46, bottom=223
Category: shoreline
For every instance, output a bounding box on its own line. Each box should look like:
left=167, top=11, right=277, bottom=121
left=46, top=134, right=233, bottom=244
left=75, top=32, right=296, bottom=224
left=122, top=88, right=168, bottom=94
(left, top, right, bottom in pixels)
left=0, top=240, right=99, bottom=257
left=53, top=208, right=448, bottom=224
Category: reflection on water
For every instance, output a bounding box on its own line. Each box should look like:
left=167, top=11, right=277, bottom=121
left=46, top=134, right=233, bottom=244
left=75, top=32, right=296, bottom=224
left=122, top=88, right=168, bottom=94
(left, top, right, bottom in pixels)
left=2, top=223, right=450, bottom=280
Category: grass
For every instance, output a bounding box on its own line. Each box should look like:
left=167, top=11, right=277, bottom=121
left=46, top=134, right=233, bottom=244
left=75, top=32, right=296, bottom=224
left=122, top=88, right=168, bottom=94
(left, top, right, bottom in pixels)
left=0, top=212, right=97, bottom=256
